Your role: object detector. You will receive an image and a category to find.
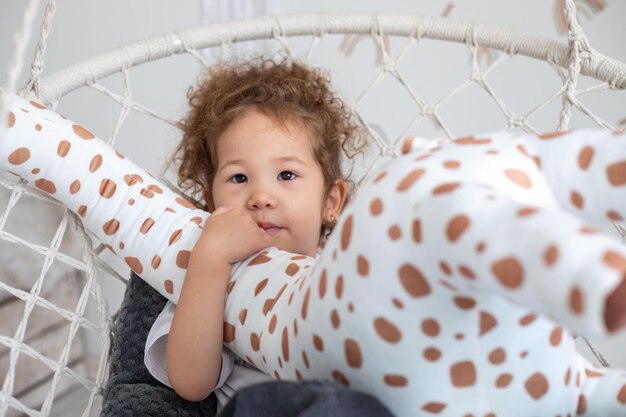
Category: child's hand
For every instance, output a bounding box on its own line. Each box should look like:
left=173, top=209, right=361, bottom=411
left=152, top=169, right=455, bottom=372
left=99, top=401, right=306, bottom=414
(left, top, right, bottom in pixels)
left=194, top=207, right=275, bottom=265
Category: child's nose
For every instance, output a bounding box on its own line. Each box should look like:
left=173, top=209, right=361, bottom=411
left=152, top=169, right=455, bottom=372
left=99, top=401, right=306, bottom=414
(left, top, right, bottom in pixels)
left=246, top=185, right=277, bottom=210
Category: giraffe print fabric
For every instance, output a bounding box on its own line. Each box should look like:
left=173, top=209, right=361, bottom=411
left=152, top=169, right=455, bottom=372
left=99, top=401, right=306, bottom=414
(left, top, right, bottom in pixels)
left=2, top=93, right=626, bottom=416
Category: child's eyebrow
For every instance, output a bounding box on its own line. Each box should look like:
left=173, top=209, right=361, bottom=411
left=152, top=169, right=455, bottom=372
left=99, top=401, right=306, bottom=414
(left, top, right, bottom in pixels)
left=218, top=156, right=308, bottom=173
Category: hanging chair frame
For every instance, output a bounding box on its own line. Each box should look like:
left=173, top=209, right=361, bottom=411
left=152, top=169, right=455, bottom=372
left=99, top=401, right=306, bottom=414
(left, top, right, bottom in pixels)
left=32, top=13, right=626, bottom=105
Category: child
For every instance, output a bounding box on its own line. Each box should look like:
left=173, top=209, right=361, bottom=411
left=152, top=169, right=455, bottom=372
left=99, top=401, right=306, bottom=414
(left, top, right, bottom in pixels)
left=144, top=57, right=364, bottom=409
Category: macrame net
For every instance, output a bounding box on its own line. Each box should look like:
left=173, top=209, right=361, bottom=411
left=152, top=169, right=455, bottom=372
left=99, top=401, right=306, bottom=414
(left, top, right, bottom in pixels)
left=1, top=0, right=625, bottom=415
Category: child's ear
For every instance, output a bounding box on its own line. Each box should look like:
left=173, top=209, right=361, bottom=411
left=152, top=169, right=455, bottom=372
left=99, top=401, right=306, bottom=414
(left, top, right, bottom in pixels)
left=325, top=180, right=348, bottom=220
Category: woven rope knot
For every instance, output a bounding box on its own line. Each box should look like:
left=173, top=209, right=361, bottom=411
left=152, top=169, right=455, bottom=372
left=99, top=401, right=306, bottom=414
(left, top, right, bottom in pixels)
left=381, top=145, right=396, bottom=157
left=507, top=116, right=526, bottom=129
left=470, top=71, right=484, bottom=84
left=383, top=60, right=396, bottom=74
left=422, top=105, right=435, bottom=117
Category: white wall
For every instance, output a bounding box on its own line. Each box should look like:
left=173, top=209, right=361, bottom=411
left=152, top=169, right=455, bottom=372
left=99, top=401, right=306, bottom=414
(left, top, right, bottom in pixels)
left=1, top=0, right=625, bottom=374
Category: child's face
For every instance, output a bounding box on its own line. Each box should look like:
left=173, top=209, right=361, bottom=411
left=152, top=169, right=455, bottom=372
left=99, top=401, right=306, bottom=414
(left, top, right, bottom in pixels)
left=211, top=109, right=328, bottom=257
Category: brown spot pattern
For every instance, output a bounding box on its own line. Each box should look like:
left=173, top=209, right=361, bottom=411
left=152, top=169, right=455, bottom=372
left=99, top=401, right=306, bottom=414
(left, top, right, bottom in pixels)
left=388, top=225, right=402, bottom=240
left=458, top=265, right=476, bottom=280
left=399, top=264, right=431, bottom=297
left=488, top=348, right=505, bottom=365
left=607, top=161, right=626, bottom=185
left=72, top=124, right=95, bottom=139
left=125, top=257, right=143, bottom=274
left=176, top=250, right=191, bottom=269
left=397, top=168, right=425, bottom=191
left=603, top=250, right=626, bottom=272
left=330, top=310, right=340, bottom=329
left=517, top=207, right=538, bottom=217
left=69, top=180, right=81, bottom=194
left=504, top=169, right=532, bottom=188
left=29, top=100, right=47, bottom=109
left=570, top=191, right=584, bottom=209
left=335, top=275, right=344, bottom=299
left=103, top=219, right=120, bottom=235
left=373, top=171, right=387, bottom=183
left=313, top=334, right=324, bottom=351
left=332, top=370, right=350, bottom=386
left=446, top=215, right=470, bottom=242
left=99, top=179, right=117, bottom=198
left=539, top=131, right=568, bottom=140
left=301, top=288, right=311, bottom=320
left=450, top=361, right=476, bottom=387
left=618, top=384, right=626, bottom=405
left=357, top=256, right=369, bottom=276
left=454, top=136, right=491, bottom=145
left=422, top=319, right=440, bottom=336
left=569, top=286, right=584, bottom=314
left=341, top=215, right=353, bottom=251
left=370, top=198, right=383, bottom=216
left=255, top=278, right=269, bottom=296
left=384, top=375, right=408, bottom=387
left=608, top=211, right=623, bottom=221
left=525, top=372, right=549, bottom=399
left=8, top=148, right=30, bottom=165
left=282, top=327, right=290, bottom=360
left=550, top=327, right=562, bottom=346
left=412, top=219, right=421, bottom=242
left=285, top=263, right=300, bottom=276
left=496, top=374, right=512, bottom=388
left=124, top=174, right=144, bottom=186
left=578, top=146, right=594, bottom=170
left=169, top=229, right=182, bottom=246
left=424, top=347, right=441, bottom=361
left=480, top=311, right=497, bottom=336
left=433, top=183, right=460, bottom=195
left=544, top=245, right=559, bottom=267
left=491, top=257, right=524, bottom=288
left=422, top=402, right=446, bottom=413
left=453, top=296, right=476, bottom=310
left=344, top=339, right=362, bottom=368
left=374, top=317, right=402, bottom=343
left=141, top=218, right=155, bottom=234
left=319, top=270, right=327, bottom=299
left=176, top=197, right=195, bottom=209
left=223, top=322, right=235, bottom=343
left=249, top=251, right=272, bottom=265
left=89, top=155, right=103, bottom=172
left=57, top=140, right=71, bottom=157
left=164, top=280, right=174, bottom=294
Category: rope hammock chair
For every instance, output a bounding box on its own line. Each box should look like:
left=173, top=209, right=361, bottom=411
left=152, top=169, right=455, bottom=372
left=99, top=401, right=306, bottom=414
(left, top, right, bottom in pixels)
left=1, top=0, right=625, bottom=415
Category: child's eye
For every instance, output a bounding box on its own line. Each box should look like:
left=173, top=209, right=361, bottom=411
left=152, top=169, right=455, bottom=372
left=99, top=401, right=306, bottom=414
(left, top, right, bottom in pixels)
left=229, top=174, right=247, bottom=183
left=278, top=171, right=297, bottom=181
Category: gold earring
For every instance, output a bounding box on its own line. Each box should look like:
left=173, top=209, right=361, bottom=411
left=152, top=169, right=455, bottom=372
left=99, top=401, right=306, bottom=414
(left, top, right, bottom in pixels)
left=330, top=215, right=337, bottom=225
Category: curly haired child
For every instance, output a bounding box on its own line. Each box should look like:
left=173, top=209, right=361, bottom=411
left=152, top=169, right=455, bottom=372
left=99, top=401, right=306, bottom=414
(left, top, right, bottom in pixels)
left=144, top=56, right=365, bottom=409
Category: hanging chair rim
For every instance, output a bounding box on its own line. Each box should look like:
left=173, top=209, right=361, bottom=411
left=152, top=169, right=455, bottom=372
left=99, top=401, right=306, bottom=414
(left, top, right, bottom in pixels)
left=33, top=12, right=626, bottom=103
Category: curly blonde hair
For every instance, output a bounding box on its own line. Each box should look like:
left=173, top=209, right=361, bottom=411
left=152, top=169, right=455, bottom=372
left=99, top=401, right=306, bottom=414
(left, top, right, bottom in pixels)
left=168, top=57, right=364, bottom=234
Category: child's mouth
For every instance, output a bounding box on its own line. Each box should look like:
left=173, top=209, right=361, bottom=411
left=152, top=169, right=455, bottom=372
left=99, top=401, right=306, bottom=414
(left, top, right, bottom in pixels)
left=262, top=226, right=282, bottom=236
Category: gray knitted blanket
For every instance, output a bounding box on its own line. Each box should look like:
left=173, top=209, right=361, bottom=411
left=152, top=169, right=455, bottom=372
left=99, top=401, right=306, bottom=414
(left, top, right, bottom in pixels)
left=100, top=273, right=394, bottom=417
left=101, top=272, right=217, bottom=417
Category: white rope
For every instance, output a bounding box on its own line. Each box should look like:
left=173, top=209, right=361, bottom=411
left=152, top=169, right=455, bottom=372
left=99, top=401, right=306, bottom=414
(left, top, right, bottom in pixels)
left=0, top=0, right=40, bottom=133
left=24, top=0, right=57, bottom=99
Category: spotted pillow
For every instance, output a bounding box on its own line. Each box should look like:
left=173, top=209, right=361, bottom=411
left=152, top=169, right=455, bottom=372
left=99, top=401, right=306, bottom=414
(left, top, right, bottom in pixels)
left=2, top=93, right=626, bottom=417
